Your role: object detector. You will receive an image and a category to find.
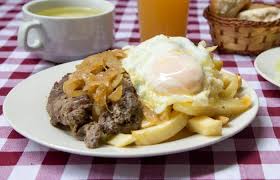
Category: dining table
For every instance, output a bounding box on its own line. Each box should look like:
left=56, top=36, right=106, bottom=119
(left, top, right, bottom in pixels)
left=0, top=0, right=280, bottom=179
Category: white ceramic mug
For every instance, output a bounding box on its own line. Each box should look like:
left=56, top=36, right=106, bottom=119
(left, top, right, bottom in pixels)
left=18, top=0, right=114, bottom=63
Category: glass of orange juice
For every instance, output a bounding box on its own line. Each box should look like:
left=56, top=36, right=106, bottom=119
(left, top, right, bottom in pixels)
left=137, top=0, right=189, bottom=41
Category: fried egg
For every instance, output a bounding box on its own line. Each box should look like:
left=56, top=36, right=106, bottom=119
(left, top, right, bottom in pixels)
left=122, top=35, right=223, bottom=114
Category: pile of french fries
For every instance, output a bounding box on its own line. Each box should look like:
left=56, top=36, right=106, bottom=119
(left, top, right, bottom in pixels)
left=107, top=68, right=252, bottom=147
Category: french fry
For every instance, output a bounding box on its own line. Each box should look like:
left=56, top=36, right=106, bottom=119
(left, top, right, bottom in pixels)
left=215, top=115, right=230, bottom=126
left=143, top=106, right=161, bottom=124
left=222, top=75, right=230, bottom=88
left=213, top=60, right=223, bottom=71
left=173, top=95, right=252, bottom=117
left=207, top=46, right=218, bottom=52
left=132, top=113, right=188, bottom=145
left=141, top=106, right=173, bottom=128
left=188, top=116, right=222, bottom=136
left=159, top=106, right=172, bottom=121
left=141, top=119, right=157, bottom=128
left=107, top=134, right=135, bottom=147
left=220, top=72, right=239, bottom=98
left=237, top=75, right=242, bottom=90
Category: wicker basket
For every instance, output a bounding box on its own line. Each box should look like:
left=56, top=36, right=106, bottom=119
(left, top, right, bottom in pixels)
left=203, top=4, right=280, bottom=55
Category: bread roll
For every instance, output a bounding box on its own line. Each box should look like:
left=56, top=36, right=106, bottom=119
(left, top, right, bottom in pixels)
left=210, top=0, right=251, bottom=17
left=238, top=7, right=280, bottom=22
left=247, top=3, right=273, bottom=10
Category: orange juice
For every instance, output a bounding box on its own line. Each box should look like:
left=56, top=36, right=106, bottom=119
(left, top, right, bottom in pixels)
left=138, top=0, right=189, bottom=41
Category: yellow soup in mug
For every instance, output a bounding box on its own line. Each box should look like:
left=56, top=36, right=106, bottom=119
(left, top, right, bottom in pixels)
left=35, top=7, right=102, bottom=17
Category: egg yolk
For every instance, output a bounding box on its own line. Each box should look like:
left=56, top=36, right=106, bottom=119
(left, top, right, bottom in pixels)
left=148, top=53, right=204, bottom=95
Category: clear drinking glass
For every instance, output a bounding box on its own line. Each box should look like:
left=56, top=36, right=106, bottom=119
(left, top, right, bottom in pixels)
left=137, top=0, right=189, bottom=41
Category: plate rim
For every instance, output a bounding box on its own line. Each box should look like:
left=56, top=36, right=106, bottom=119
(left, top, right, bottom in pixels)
left=254, top=47, right=280, bottom=88
left=3, top=61, right=259, bottom=158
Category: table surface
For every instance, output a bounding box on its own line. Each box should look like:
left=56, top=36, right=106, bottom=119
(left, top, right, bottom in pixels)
left=1, top=0, right=280, bottom=179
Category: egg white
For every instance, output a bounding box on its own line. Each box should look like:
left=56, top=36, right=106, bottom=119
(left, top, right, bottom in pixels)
left=122, top=35, right=223, bottom=114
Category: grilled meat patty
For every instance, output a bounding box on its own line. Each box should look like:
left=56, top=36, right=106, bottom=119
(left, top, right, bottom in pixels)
left=47, top=73, right=142, bottom=148
left=47, top=74, right=92, bottom=133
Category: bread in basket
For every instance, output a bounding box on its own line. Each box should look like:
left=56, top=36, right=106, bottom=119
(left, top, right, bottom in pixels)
left=203, top=3, right=280, bottom=55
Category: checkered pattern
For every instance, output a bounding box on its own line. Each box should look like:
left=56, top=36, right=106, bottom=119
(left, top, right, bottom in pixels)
left=0, top=0, right=280, bottom=179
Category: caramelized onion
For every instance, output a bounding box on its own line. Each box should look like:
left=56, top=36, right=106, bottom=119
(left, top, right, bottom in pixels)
left=108, top=85, right=123, bottom=102
left=63, top=50, right=126, bottom=116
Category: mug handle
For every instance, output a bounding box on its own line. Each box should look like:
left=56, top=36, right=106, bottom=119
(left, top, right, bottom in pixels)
left=18, top=20, right=44, bottom=51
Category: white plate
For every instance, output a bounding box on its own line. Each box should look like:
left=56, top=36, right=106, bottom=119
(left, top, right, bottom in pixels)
left=3, top=61, right=259, bottom=158
left=254, top=47, right=280, bottom=87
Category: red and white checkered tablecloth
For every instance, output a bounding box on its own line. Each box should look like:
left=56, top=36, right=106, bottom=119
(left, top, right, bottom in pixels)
left=0, top=0, right=280, bottom=179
